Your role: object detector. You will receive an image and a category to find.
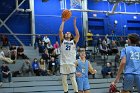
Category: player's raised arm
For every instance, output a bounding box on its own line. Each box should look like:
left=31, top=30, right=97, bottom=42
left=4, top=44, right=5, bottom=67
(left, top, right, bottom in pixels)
left=59, top=18, right=66, bottom=43
left=73, top=18, right=80, bottom=44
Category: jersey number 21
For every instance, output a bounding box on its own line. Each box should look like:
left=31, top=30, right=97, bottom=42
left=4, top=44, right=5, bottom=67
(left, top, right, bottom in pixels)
left=66, top=45, right=71, bottom=50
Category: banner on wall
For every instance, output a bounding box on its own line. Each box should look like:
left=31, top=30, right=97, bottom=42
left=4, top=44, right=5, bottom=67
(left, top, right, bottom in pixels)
left=70, top=0, right=82, bottom=9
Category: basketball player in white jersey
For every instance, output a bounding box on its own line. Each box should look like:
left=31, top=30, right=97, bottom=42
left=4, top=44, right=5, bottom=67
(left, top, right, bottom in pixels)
left=59, top=18, right=80, bottom=93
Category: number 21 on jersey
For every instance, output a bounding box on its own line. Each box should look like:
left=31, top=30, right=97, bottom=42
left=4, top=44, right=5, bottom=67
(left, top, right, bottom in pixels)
left=66, top=45, right=71, bottom=50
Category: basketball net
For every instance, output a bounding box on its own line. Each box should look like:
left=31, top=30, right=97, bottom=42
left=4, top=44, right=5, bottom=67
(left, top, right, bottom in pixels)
left=70, top=0, right=81, bottom=8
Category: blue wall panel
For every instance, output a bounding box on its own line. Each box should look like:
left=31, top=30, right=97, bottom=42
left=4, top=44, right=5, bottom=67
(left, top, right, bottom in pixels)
left=88, top=1, right=109, bottom=11
left=126, top=4, right=137, bottom=12
left=137, top=4, right=140, bottom=12
left=0, top=0, right=31, bottom=45
left=88, top=1, right=140, bottom=36
left=1, top=0, right=140, bottom=46
left=7, top=14, right=30, bottom=34
left=35, top=0, right=61, bottom=15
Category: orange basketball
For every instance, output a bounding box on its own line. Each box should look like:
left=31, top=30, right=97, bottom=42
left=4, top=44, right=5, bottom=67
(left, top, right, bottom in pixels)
left=62, top=9, right=72, bottom=19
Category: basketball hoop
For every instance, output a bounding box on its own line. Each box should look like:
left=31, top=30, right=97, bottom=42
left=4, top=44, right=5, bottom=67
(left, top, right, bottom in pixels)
left=70, top=0, right=81, bottom=8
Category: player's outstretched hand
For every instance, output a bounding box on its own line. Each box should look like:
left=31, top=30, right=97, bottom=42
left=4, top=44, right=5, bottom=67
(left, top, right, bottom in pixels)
left=94, top=69, right=97, bottom=74
left=62, top=18, right=67, bottom=22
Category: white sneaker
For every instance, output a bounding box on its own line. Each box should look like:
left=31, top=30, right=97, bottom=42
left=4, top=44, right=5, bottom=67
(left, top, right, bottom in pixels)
left=0, top=82, right=3, bottom=87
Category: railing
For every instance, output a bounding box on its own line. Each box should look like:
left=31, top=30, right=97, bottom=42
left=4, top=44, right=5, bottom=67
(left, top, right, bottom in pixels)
left=86, top=35, right=127, bottom=48
left=0, top=33, right=58, bottom=46
left=0, top=33, right=127, bottom=47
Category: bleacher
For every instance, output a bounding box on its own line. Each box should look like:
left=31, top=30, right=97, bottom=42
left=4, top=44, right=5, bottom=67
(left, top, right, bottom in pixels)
left=0, top=76, right=122, bottom=93
left=0, top=46, right=138, bottom=93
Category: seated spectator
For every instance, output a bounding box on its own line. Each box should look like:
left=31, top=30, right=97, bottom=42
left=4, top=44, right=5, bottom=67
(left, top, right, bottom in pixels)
left=17, top=46, right=29, bottom=59
left=42, top=49, right=50, bottom=64
left=0, top=49, right=15, bottom=64
left=97, top=38, right=102, bottom=47
left=1, top=63, right=12, bottom=82
left=50, top=49, right=58, bottom=59
left=9, top=45, right=17, bottom=60
left=32, top=58, right=40, bottom=76
left=34, top=35, right=42, bottom=49
left=53, top=41, right=60, bottom=55
left=105, top=35, right=111, bottom=48
left=86, top=30, right=93, bottom=46
left=47, top=42, right=54, bottom=54
left=38, top=41, right=46, bottom=55
left=101, top=62, right=113, bottom=78
left=53, top=41, right=59, bottom=49
left=43, top=35, right=50, bottom=47
left=99, top=42, right=110, bottom=55
left=1, top=35, right=9, bottom=47
left=2, top=47, right=10, bottom=58
left=110, top=41, right=118, bottom=54
left=102, top=38, right=107, bottom=45
left=48, top=57, right=57, bottom=75
left=39, top=58, right=46, bottom=76
left=21, top=60, right=33, bottom=76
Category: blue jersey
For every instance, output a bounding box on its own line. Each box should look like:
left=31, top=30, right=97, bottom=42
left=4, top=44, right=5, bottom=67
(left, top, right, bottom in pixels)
left=76, top=59, right=89, bottom=78
left=120, top=46, right=140, bottom=74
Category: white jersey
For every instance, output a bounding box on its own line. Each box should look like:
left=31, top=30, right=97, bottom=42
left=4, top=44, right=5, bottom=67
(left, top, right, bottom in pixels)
left=60, top=39, right=76, bottom=65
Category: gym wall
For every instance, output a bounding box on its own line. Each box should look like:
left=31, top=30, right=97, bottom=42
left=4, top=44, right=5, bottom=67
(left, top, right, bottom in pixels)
left=88, top=0, right=140, bottom=36
left=0, top=0, right=31, bottom=45
left=34, top=0, right=83, bottom=46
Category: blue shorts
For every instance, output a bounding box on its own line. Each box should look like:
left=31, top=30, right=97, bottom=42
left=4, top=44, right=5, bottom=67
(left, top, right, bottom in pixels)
left=76, top=77, right=90, bottom=91
left=123, top=74, right=140, bottom=93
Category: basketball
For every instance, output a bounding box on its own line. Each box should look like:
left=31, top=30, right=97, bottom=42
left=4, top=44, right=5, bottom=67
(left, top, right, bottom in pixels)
left=62, top=9, right=72, bottom=19
left=109, top=84, right=117, bottom=93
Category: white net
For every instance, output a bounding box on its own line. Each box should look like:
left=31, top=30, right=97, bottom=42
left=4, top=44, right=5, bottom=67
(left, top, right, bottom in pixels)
left=70, top=0, right=81, bottom=9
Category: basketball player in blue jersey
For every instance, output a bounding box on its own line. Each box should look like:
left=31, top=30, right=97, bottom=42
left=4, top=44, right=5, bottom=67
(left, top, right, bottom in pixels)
left=59, top=17, right=80, bottom=93
left=112, top=33, right=140, bottom=93
left=75, top=50, right=97, bottom=93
